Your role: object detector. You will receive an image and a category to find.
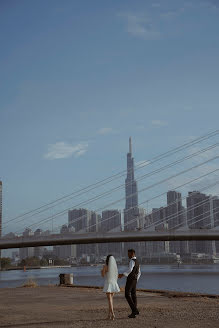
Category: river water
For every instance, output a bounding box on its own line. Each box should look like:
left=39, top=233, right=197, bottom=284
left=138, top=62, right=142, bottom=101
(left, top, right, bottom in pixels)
left=1, top=264, right=219, bottom=294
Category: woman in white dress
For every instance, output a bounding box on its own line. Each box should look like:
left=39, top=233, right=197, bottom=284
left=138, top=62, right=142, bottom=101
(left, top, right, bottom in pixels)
left=101, top=254, right=120, bottom=320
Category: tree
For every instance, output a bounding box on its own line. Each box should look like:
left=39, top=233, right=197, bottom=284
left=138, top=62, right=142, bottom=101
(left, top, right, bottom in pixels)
left=40, top=258, right=48, bottom=266
left=0, top=257, right=11, bottom=269
left=18, top=257, right=40, bottom=267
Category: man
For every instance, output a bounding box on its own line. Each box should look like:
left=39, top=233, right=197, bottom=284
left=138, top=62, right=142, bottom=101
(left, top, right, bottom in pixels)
left=118, top=249, right=141, bottom=318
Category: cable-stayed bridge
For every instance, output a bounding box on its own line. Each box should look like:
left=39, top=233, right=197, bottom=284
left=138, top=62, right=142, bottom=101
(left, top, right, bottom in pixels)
left=0, top=130, right=219, bottom=255
left=2, top=229, right=219, bottom=250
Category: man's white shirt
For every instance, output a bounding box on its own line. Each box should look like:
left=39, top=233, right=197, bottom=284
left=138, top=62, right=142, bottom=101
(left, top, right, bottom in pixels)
left=123, top=256, right=141, bottom=281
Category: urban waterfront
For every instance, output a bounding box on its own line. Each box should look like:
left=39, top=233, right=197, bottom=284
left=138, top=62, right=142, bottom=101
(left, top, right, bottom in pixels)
left=1, top=264, right=219, bottom=294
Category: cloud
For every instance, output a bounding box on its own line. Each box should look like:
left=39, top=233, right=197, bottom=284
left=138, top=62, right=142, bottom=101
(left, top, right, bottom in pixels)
left=151, top=120, right=168, bottom=127
left=118, top=13, right=160, bottom=39
left=97, top=127, right=113, bottom=135
left=44, top=142, right=88, bottom=160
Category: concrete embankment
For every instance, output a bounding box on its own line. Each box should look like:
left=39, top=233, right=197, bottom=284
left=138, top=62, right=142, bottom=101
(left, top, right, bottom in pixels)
left=0, top=286, right=219, bottom=328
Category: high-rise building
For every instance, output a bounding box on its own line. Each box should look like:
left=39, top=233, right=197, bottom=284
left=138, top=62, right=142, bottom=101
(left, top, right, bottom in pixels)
left=19, top=228, right=34, bottom=260
left=145, top=207, right=169, bottom=255
left=68, top=208, right=99, bottom=259
left=167, top=190, right=186, bottom=254
left=34, top=229, right=44, bottom=258
left=211, top=196, right=219, bottom=254
left=99, top=210, right=122, bottom=258
left=186, top=191, right=212, bottom=254
left=167, top=191, right=184, bottom=228
left=101, top=210, right=121, bottom=232
left=124, top=137, right=139, bottom=231
left=212, top=196, right=219, bottom=229
left=53, top=225, right=76, bottom=260
left=68, top=208, right=91, bottom=232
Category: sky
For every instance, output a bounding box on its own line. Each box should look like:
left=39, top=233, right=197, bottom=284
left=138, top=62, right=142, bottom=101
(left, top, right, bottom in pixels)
left=0, top=0, right=219, bottom=237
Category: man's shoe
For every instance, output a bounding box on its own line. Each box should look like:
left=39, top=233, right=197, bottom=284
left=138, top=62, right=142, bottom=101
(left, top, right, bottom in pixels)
left=134, top=310, right=139, bottom=315
left=128, top=313, right=136, bottom=318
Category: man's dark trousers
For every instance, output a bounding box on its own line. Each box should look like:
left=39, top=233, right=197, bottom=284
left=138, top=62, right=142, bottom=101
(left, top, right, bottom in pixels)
left=125, top=277, right=138, bottom=313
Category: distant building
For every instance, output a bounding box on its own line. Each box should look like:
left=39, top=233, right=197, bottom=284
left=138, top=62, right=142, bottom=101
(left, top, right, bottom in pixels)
left=211, top=196, right=219, bottom=253
left=212, top=196, right=219, bottom=229
left=100, top=210, right=122, bottom=258
left=145, top=207, right=169, bottom=255
left=68, top=208, right=99, bottom=259
left=167, top=191, right=187, bottom=254
left=167, top=191, right=184, bottom=229
left=19, top=228, right=34, bottom=260
left=53, top=225, right=76, bottom=260
left=187, top=191, right=213, bottom=254
left=34, top=229, right=44, bottom=258
left=68, top=208, right=91, bottom=232
left=101, top=210, right=121, bottom=232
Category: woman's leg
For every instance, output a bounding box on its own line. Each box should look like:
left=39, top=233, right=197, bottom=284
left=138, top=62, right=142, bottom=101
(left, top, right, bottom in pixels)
left=111, top=293, right=115, bottom=319
left=106, top=293, right=115, bottom=319
left=109, top=293, right=115, bottom=319
left=106, top=293, right=111, bottom=319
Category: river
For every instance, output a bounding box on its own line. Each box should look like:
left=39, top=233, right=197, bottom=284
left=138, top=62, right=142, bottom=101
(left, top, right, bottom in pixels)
left=1, top=264, right=219, bottom=294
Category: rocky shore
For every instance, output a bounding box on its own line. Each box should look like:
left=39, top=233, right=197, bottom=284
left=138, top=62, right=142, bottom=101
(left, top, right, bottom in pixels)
left=0, top=286, right=219, bottom=328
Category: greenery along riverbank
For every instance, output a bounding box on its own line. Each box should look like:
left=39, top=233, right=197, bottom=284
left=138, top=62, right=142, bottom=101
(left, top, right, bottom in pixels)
left=0, top=256, right=70, bottom=270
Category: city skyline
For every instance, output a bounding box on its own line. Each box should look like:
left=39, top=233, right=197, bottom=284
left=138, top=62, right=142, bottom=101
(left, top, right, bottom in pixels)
left=1, top=0, right=219, bottom=234
left=1, top=133, right=219, bottom=237
left=1, top=136, right=218, bottom=259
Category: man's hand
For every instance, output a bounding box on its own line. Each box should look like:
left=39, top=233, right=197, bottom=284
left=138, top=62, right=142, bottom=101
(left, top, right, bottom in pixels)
left=118, top=273, right=124, bottom=279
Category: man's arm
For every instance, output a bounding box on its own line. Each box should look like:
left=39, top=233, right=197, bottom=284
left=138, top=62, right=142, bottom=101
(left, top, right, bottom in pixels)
left=122, top=259, right=135, bottom=277
left=137, top=265, right=141, bottom=281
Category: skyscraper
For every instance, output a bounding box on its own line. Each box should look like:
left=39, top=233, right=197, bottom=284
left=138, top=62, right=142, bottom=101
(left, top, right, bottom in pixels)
left=68, top=208, right=100, bottom=260
left=186, top=191, right=212, bottom=254
left=125, top=137, right=138, bottom=210
left=124, top=137, right=139, bottom=231
left=100, top=210, right=122, bottom=258
left=19, top=228, right=34, bottom=260
left=166, top=190, right=187, bottom=254
left=53, top=225, right=76, bottom=260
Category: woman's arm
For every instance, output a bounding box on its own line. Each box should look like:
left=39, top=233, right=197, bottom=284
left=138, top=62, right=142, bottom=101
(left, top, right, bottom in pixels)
left=101, top=264, right=108, bottom=277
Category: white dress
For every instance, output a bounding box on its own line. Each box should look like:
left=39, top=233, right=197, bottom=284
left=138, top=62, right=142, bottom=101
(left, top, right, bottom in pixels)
left=103, top=256, right=120, bottom=293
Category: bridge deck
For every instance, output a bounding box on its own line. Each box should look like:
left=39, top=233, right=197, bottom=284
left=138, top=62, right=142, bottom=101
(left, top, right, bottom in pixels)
left=1, top=230, right=219, bottom=249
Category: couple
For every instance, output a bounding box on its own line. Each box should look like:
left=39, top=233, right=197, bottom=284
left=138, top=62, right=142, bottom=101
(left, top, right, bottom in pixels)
left=101, top=249, right=141, bottom=320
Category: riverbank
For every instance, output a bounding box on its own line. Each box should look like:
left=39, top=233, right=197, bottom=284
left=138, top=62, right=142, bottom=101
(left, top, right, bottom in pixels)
left=1, top=265, right=72, bottom=271
left=0, top=286, right=219, bottom=328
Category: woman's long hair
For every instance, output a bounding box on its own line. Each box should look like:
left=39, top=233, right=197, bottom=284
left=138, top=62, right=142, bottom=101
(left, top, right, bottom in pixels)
left=106, top=254, right=113, bottom=266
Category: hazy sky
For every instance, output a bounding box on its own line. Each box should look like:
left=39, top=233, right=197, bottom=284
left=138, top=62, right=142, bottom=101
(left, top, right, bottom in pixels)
left=0, top=0, right=219, bottom=235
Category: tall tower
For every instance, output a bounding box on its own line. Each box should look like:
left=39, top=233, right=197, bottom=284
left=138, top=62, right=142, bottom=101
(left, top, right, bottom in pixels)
left=125, top=137, right=138, bottom=210
left=124, top=138, right=139, bottom=231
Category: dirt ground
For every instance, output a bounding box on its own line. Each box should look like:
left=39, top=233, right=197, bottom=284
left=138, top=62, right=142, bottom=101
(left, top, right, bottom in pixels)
left=0, top=286, right=219, bottom=328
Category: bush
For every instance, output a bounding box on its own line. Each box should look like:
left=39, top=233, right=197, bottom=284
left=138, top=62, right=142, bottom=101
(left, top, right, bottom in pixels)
left=40, top=258, right=48, bottom=266
left=22, top=278, right=38, bottom=288
left=0, top=257, right=11, bottom=269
